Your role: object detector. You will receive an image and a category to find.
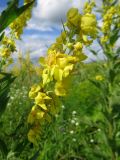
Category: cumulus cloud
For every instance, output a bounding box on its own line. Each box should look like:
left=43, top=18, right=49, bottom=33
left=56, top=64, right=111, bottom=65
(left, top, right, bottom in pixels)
left=27, top=0, right=102, bottom=32
left=23, top=0, right=103, bottom=59
left=16, top=34, right=54, bottom=59
left=27, top=0, right=87, bottom=31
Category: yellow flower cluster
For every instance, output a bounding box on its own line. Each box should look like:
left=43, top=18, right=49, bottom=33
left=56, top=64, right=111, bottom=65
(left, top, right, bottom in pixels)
left=0, top=36, right=16, bottom=58
left=81, top=13, right=97, bottom=38
left=28, top=1, right=97, bottom=145
left=65, top=3, right=97, bottom=46
left=10, top=0, right=33, bottom=39
left=95, top=75, right=104, bottom=81
left=28, top=84, right=60, bottom=144
left=83, top=1, right=95, bottom=14
left=101, top=6, right=116, bottom=44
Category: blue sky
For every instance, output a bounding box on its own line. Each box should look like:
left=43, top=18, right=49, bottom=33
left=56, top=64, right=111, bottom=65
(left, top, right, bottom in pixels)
left=0, top=0, right=103, bottom=60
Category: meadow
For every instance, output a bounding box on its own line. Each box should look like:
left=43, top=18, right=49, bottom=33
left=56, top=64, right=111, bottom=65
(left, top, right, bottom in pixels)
left=0, top=0, right=120, bottom=160
left=0, top=60, right=104, bottom=160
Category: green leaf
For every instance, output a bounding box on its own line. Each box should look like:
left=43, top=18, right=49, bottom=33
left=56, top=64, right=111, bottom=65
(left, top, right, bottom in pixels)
left=89, top=49, right=100, bottom=56
left=30, top=150, right=40, bottom=160
left=0, top=0, right=35, bottom=33
left=0, top=73, right=16, bottom=117
left=0, top=32, right=5, bottom=41
left=0, top=138, right=8, bottom=158
left=116, top=47, right=120, bottom=55
left=110, top=28, right=120, bottom=46
left=89, top=79, right=101, bottom=90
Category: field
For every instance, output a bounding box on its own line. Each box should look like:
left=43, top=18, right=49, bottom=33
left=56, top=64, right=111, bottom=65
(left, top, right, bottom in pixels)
left=0, top=0, right=120, bottom=160
left=0, top=60, right=120, bottom=160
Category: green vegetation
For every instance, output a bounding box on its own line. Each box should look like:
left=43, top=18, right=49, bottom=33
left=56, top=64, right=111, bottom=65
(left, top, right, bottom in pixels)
left=0, top=0, right=120, bottom=159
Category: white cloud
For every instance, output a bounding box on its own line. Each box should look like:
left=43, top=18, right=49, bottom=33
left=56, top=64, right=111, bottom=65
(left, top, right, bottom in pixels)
left=27, top=0, right=102, bottom=32
left=16, top=34, right=54, bottom=59
left=27, top=0, right=87, bottom=31
left=22, top=0, right=103, bottom=59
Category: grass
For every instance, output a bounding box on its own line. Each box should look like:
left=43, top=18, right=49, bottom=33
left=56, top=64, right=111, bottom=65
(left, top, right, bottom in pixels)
left=0, top=61, right=120, bottom=160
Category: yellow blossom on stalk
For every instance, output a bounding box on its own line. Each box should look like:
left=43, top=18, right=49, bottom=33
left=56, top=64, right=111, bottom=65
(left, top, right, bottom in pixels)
left=10, top=0, right=33, bottom=39
left=0, top=48, right=11, bottom=58
left=29, top=84, right=52, bottom=111
left=83, top=1, right=95, bottom=14
left=101, top=6, right=117, bottom=44
left=27, top=105, right=45, bottom=124
left=95, top=75, right=104, bottom=81
left=29, top=84, right=41, bottom=99
left=67, top=42, right=74, bottom=49
left=28, top=124, right=41, bottom=144
left=41, top=52, right=78, bottom=85
left=0, top=36, right=16, bottom=59
left=81, top=13, right=97, bottom=37
left=66, top=8, right=81, bottom=28
left=35, top=92, right=51, bottom=110
left=55, top=81, right=66, bottom=96
left=74, top=42, right=83, bottom=51
left=100, top=36, right=109, bottom=44
left=27, top=1, right=98, bottom=145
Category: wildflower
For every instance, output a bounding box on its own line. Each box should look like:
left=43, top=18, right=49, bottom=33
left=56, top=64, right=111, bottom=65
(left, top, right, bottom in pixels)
left=42, top=52, right=78, bottom=85
left=55, top=114, right=59, bottom=118
left=72, top=110, right=77, bottom=115
left=81, top=13, right=97, bottom=37
left=90, top=139, right=94, bottom=143
left=70, top=130, right=74, bottom=134
left=97, top=128, right=101, bottom=132
left=72, top=138, right=76, bottom=142
left=75, top=122, right=79, bottom=126
left=66, top=8, right=80, bottom=28
left=28, top=125, right=40, bottom=144
left=55, top=82, right=66, bottom=96
left=10, top=0, right=33, bottom=39
left=29, top=84, right=41, bottom=99
left=10, top=96, right=14, bottom=100
left=35, top=92, right=51, bottom=110
left=83, top=1, right=95, bottom=14
left=100, top=36, right=109, bottom=44
left=67, top=42, right=73, bottom=49
left=0, top=48, right=11, bottom=58
left=27, top=105, right=45, bottom=124
left=101, top=6, right=117, bottom=43
left=61, top=105, right=65, bottom=109
left=95, top=75, right=104, bottom=81
left=74, top=42, right=83, bottom=51
left=71, top=119, right=75, bottom=124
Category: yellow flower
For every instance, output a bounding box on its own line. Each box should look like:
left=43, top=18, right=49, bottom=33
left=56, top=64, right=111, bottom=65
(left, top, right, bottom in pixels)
left=52, top=66, right=63, bottom=81
left=0, top=48, right=11, bottom=58
left=67, top=8, right=81, bottom=27
left=100, top=36, right=109, bottom=44
left=81, top=13, right=97, bottom=36
left=28, top=125, right=40, bottom=144
left=63, top=64, right=74, bottom=77
left=27, top=105, right=45, bottom=124
left=42, top=67, right=53, bottom=85
left=55, top=82, right=66, bottom=96
left=42, top=52, right=78, bottom=85
left=35, top=92, right=51, bottom=110
left=83, top=1, right=95, bottom=14
left=95, top=75, right=104, bottom=81
left=29, top=84, right=41, bottom=99
left=74, top=42, right=83, bottom=51
left=67, top=42, right=73, bottom=49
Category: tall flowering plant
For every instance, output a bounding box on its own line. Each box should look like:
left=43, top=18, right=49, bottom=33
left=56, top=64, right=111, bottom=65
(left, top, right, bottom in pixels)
left=28, top=0, right=120, bottom=159
left=28, top=0, right=97, bottom=144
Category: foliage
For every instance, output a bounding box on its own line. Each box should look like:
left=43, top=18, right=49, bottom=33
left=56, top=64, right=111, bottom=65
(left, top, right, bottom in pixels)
left=0, top=0, right=120, bottom=160
left=0, top=0, right=35, bottom=159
